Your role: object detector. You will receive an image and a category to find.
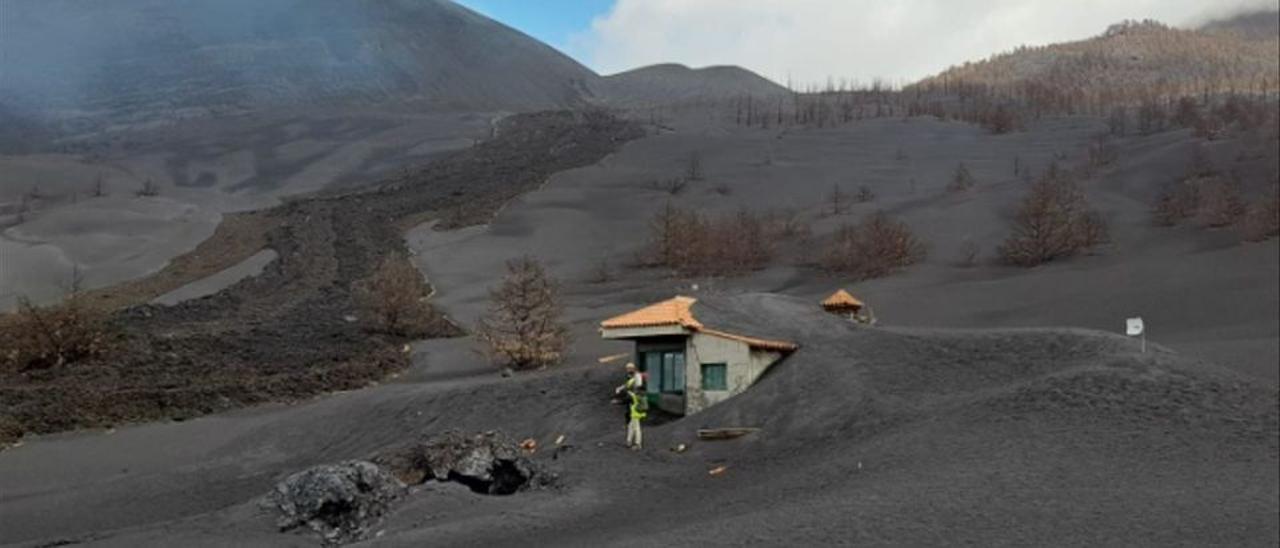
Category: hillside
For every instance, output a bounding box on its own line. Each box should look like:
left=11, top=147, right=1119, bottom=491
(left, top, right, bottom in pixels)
left=594, top=63, right=790, bottom=107
left=1201, top=10, right=1280, bottom=40
left=916, top=15, right=1279, bottom=103
left=0, top=0, right=597, bottom=132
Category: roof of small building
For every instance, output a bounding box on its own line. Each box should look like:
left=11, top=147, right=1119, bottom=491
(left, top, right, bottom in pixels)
left=600, top=295, right=703, bottom=330
left=821, top=289, right=864, bottom=309
left=601, top=295, right=798, bottom=352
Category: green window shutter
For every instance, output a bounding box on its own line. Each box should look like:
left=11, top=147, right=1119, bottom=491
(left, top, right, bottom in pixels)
left=701, top=363, right=727, bottom=391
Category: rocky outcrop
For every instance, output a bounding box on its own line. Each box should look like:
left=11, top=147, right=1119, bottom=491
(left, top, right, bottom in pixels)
left=374, top=430, right=550, bottom=495
left=264, top=460, right=406, bottom=545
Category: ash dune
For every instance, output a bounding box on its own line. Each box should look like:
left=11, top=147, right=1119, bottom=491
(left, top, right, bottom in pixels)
left=412, top=115, right=1279, bottom=382
left=0, top=295, right=1273, bottom=546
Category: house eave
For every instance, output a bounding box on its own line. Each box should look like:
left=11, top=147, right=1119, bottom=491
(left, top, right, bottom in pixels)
left=600, top=324, right=692, bottom=340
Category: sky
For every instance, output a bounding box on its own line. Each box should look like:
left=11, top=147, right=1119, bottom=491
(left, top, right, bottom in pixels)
left=456, top=0, right=1279, bottom=86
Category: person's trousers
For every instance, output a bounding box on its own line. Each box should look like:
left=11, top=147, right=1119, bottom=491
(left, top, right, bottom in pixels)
left=626, top=417, right=642, bottom=448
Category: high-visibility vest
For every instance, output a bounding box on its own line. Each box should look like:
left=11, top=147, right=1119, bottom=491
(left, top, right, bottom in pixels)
left=629, top=391, right=647, bottom=420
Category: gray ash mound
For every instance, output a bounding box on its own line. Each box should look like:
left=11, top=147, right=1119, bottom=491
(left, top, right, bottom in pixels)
left=669, top=293, right=1276, bottom=442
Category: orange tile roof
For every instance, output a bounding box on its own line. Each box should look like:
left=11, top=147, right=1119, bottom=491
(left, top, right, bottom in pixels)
left=601, top=296, right=797, bottom=352
left=821, top=289, right=864, bottom=309
left=600, top=296, right=702, bottom=330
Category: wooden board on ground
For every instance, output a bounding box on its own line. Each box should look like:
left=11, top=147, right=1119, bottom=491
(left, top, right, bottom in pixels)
left=697, top=427, right=761, bottom=440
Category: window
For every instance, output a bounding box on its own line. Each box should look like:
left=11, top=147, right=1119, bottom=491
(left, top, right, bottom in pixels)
left=661, top=352, right=685, bottom=393
left=701, top=363, right=728, bottom=391
left=641, top=350, right=685, bottom=394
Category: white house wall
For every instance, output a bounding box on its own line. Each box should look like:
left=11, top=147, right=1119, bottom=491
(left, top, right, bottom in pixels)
left=684, top=332, right=784, bottom=414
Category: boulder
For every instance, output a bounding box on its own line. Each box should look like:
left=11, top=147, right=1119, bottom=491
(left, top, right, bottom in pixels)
left=264, top=460, right=406, bottom=544
left=374, top=430, right=549, bottom=495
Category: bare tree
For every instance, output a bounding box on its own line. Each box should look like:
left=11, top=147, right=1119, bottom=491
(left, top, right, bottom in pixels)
left=855, top=185, right=876, bottom=203
left=647, top=201, right=695, bottom=267
left=357, top=254, right=446, bottom=337
left=653, top=177, right=688, bottom=195
left=827, top=184, right=850, bottom=215
left=136, top=178, right=159, bottom=197
left=684, top=151, right=704, bottom=182
left=91, top=174, right=106, bottom=197
left=475, top=256, right=569, bottom=371
left=998, top=169, right=1108, bottom=266
left=14, top=195, right=31, bottom=224
left=1240, top=184, right=1279, bottom=242
left=956, top=239, right=981, bottom=267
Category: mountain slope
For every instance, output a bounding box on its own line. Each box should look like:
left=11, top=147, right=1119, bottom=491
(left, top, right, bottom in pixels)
left=917, top=16, right=1279, bottom=100
left=1201, top=10, right=1280, bottom=41
left=0, top=0, right=598, bottom=129
left=594, top=63, right=790, bottom=107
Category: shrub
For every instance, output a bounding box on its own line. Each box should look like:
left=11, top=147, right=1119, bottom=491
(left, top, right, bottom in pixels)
left=1195, top=178, right=1246, bottom=228
left=1240, top=185, right=1280, bottom=242
left=644, top=204, right=799, bottom=277
left=0, top=292, right=113, bottom=372
left=1152, top=175, right=1245, bottom=228
left=998, top=170, right=1108, bottom=266
left=475, top=256, right=569, bottom=371
left=357, top=254, right=447, bottom=337
left=1152, top=179, right=1202, bottom=226
left=982, top=104, right=1019, bottom=134
left=820, top=211, right=926, bottom=279
left=947, top=162, right=976, bottom=192
left=0, top=414, right=21, bottom=445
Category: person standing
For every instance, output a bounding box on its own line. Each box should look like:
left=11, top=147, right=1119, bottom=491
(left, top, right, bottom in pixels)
left=615, top=362, right=643, bottom=393
left=614, top=362, right=643, bottom=425
left=626, top=386, right=646, bottom=450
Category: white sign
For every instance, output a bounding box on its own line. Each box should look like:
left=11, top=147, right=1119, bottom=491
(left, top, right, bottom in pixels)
left=1126, top=317, right=1144, bottom=336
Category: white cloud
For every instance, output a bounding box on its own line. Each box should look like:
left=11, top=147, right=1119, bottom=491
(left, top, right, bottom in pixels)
left=567, top=0, right=1278, bottom=86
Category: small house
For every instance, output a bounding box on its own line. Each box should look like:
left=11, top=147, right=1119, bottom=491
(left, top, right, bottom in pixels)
left=599, top=296, right=798, bottom=415
left=822, top=289, right=873, bottom=324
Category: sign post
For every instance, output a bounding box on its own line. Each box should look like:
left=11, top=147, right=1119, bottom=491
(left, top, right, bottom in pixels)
left=1126, top=317, right=1145, bottom=353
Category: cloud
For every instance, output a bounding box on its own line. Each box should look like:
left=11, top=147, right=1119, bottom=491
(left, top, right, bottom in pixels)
left=567, top=0, right=1278, bottom=86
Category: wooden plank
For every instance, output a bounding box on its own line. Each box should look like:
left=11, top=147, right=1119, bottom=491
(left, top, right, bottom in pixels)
left=697, top=427, right=761, bottom=440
